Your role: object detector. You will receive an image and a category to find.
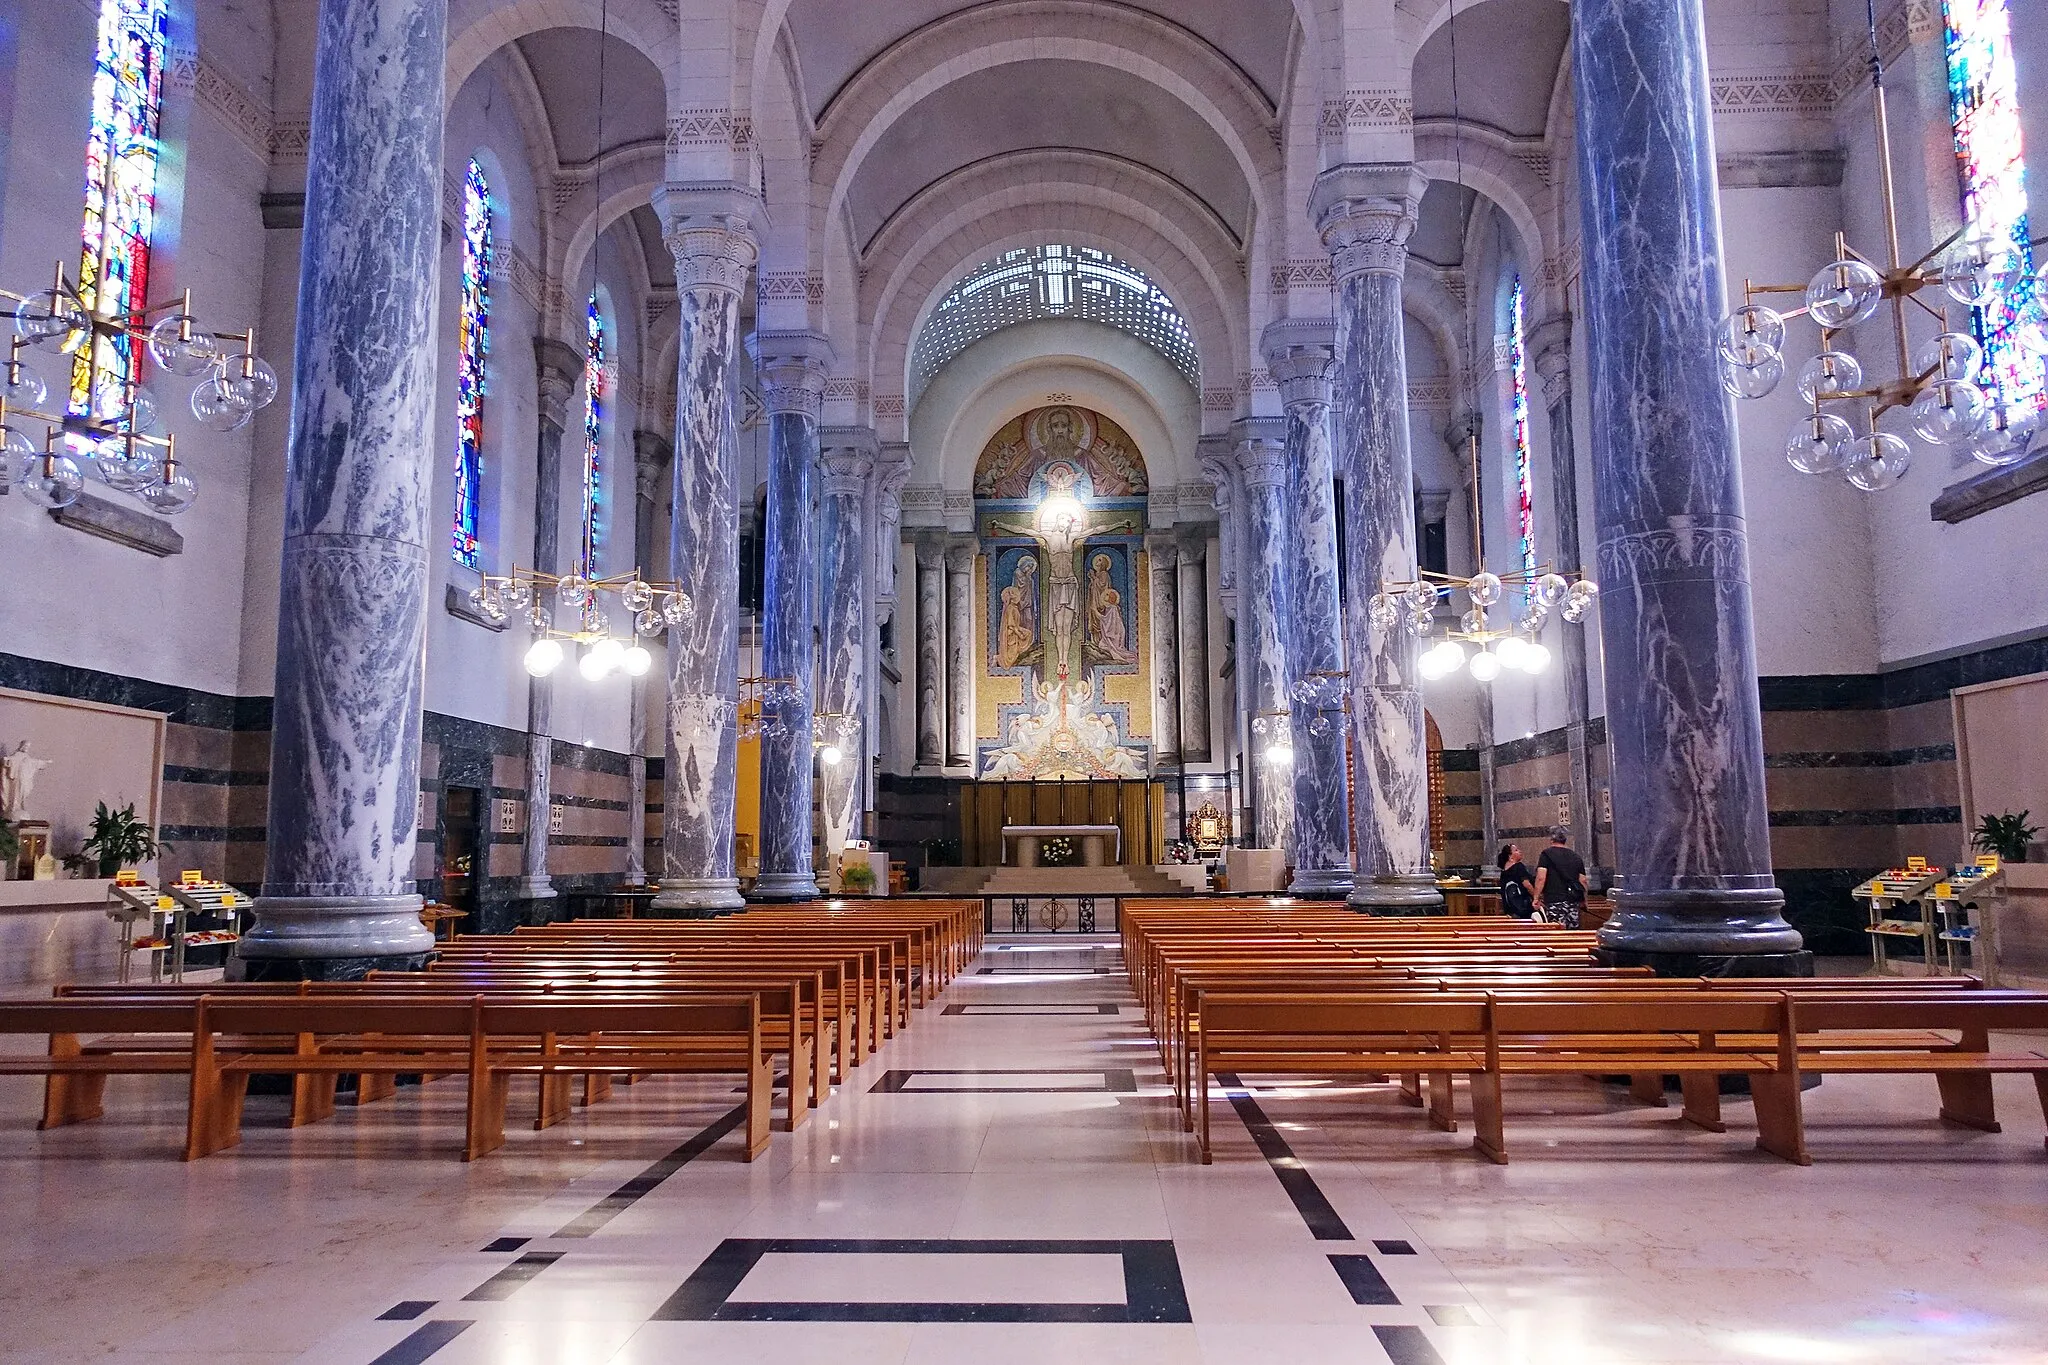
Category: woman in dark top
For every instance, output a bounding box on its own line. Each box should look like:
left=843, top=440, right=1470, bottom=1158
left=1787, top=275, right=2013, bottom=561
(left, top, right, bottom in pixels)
left=1533, top=826, right=1588, bottom=928
left=1497, top=842, right=1535, bottom=918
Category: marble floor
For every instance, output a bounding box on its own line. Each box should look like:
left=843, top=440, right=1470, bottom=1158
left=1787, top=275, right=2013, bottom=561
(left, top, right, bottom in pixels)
left=4, top=938, right=2048, bottom=1364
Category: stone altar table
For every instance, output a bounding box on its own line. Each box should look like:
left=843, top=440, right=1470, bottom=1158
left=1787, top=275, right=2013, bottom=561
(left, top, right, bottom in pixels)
left=1002, top=825, right=1123, bottom=868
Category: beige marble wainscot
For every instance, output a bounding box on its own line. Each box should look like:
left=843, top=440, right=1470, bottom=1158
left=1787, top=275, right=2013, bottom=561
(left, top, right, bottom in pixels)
left=0, top=880, right=122, bottom=989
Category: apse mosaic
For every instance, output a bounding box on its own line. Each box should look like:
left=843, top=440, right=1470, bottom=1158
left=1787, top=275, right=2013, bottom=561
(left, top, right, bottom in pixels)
left=974, top=406, right=1151, bottom=780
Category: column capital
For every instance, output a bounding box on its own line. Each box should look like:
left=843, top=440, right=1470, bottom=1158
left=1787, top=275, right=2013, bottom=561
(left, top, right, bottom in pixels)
left=1230, top=418, right=1290, bottom=490
left=747, top=330, right=834, bottom=419
left=651, top=181, right=760, bottom=296
left=1196, top=434, right=1236, bottom=508
left=1261, top=318, right=1338, bottom=411
left=1310, top=164, right=1428, bottom=282
left=534, top=336, right=584, bottom=430
left=914, top=532, right=947, bottom=569
left=820, top=425, right=879, bottom=496
left=1528, top=310, right=1574, bottom=409
left=632, top=429, right=672, bottom=501
left=874, top=441, right=914, bottom=504
left=944, top=539, right=977, bottom=572
left=1145, top=532, right=1179, bottom=570
left=1175, top=525, right=1211, bottom=560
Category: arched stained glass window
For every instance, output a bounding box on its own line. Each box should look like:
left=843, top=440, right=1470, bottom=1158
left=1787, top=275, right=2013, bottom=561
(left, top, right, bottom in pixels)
left=1943, top=0, right=2044, bottom=414
left=71, top=0, right=170, bottom=426
left=1508, top=276, right=1536, bottom=582
left=911, top=245, right=1197, bottom=403
left=453, top=159, right=490, bottom=569
left=581, top=291, right=604, bottom=581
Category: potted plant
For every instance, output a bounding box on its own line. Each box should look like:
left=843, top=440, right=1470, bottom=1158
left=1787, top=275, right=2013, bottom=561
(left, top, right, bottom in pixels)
left=840, top=859, right=877, bottom=895
left=0, top=813, right=16, bottom=880
left=1972, top=810, right=2039, bottom=864
left=79, top=801, right=161, bottom=878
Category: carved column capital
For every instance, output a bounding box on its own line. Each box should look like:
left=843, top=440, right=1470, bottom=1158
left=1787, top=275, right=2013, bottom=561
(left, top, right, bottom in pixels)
left=820, top=425, right=878, bottom=496
left=632, top=429, right=672, bottom=502
left=1310, top=164, right=1427, bottom=282
left=944, top=539, right=977, bottom=573
left=651, top=181, right=760, bottom=296
left=534, top=337, right=584, bottom=431
left=913, top=532, right=947, bottom=571
left=747, top=330, right=834, bottom=419
left=1529, top=310, right=1574, bottom=411
left=1261, top=318, right=1338, bottom=412
left=1230, top=418, right=1290, bottom=490
left=1145, top=532, right=1179, bottom=572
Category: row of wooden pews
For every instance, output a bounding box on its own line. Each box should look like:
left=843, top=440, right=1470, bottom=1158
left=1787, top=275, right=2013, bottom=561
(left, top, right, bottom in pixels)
left=0, top=899, right=981, bottom=1162
left=1118, top=897, right=2048, bottom=1165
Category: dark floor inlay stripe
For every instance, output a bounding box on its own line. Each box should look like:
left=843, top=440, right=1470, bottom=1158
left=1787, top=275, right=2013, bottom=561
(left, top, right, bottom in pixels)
left=940, top=1002, right=1121, bottom=1015
left=1214, top=1072, right=1354, bottom=1241
left=1329, top=1253, right=1401, bottom=1305
left=1374, top=1239, right=1416, bottom=1255
left=481, top=1236, right=528, bottom=1252
left=377, top=1301, right=435, bottom=1321
left=869, top=1068, right=1138, bottom=1094
left=462, top=1251, right=563, bottom=1301
left=368, top=1320, right=472, bottom=1365
left=554, top=1101, right=750, bottom=1238
left=1427, top=1305, right=1478, bottom=1326
left=1374, top=1324, right=1447, bottom=1365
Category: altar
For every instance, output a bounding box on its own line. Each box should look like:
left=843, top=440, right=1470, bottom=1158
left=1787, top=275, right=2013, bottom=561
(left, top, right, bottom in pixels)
left=1002, top=824, right=1123, bottom=868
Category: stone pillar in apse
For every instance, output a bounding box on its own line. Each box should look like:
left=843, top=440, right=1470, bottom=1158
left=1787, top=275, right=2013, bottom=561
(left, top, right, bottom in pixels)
left=626, top=429, right=673, bottom=884
left=944, top=540, right=977, bottom=770
left=818, top=431, right=876, bottom=863
left=913, top=535, right=946, bottom=769
left=1231, top=421, right=1295, bottom=853
left=1145, top=534, right=1181, bottom=769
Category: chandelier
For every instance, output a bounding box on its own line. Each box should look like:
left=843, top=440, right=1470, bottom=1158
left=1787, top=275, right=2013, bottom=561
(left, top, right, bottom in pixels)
left=737, top=675, right=857, bottom=763
left=479, top=566, right=692, bottom=681
left=1371, top=434, right=1597, bottom=682
left=1716, top=0, right=2045, bottom=489
left=2, top=268, right=275, bottom=514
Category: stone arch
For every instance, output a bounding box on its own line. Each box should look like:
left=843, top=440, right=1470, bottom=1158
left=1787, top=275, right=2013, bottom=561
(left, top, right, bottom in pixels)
left=445, top=0, right=682, bottom=116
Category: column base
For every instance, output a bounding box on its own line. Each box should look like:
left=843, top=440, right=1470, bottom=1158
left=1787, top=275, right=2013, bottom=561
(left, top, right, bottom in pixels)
left=234, top=950, right=434, bottom=982
left=750, top=872, right=820, bottom=902
left=508, top=877, right=557, bottom=901
left=239, top=892, right=433, bottom=961
left=1596, top=885, right=1805, bottom=957
left=1286, top=867, right=1355, bottom=899
left=1592, top=946, right=1815, bottom=978
left=649, top=877, right=746, bottom=917
left=1346, top=873, right=1445, bottom=916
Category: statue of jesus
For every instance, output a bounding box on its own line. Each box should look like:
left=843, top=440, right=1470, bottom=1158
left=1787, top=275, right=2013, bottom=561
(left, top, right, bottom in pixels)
left=983, top=461, right=1139, bottom=686
left=1, top=741, right=55, bottom=821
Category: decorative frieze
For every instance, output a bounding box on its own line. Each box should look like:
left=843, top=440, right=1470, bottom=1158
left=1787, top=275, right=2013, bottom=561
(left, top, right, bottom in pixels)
left=1318, top=89, right=1414, bottom=143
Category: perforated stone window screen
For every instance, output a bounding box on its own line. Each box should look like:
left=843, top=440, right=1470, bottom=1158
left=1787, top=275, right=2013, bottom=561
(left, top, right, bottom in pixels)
left=911, top=245, right=1198, bottom=404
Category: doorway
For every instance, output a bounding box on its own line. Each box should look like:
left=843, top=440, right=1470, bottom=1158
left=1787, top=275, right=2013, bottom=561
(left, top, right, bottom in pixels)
left=441, top=785, right=482, bottom=914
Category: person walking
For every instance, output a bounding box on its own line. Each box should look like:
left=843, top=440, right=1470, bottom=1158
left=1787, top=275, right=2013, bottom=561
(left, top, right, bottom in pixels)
left=1496, top=842, right=1535, bottom=919
left=1531, top=826, right=1588, bottom=929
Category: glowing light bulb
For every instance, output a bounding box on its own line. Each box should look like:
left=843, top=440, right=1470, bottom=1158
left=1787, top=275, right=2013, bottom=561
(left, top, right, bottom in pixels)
left=1469, top=651, right=1502, bottom=682
left=820, top=744, right=844, bottom=767
left=622, top=644, right=653, bottom=676
left=524, top=638, right=564, bottom=676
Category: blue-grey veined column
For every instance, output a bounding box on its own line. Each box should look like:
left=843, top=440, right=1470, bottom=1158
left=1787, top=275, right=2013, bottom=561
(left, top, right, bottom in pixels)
left=1264, top=320, right=1353, bottom=897
left=513, top=339, right=584, bottom=908
left=818, top=430, right=876, bottom=859
left=1572, top=0, right=1800, bottom=965
left=747, top=331, right=831, bottom=901
left=241, top=0, right=447, bottom=973
left=1231, top=421, right=1295, bottom=853
left=626, top=429, right=673, bottom=884
left=1312, top=165, right=1442, bottom=914
left=1174, top=531, right=1212, bottom=764
left=649, top=183, right=757, bottom=916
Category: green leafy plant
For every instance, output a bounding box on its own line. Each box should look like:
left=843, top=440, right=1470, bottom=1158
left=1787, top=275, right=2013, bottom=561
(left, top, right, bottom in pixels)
left=922, top=837, right=959, bottom=868
left=840, top=859, right=877, bottom=894
left=0, top=813, right=17, bottom=871
left=1971, top=809, right=2040, bottom=863
left=79, top=801, right=161, bottom=877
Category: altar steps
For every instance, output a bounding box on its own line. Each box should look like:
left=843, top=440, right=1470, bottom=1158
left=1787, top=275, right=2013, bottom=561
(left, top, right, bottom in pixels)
left=921, top=864, right=1200, bottom=897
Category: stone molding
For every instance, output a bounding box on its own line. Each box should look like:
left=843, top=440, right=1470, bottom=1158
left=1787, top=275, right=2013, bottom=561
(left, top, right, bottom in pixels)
left=1407, top=379, right=1455, bottom=408
left=944, top=540, right=978, bottom=572
left=534, top=337, right=585, bottom=430
left=1231, top=423, right=1289, bottom=489
left=169, top=49, right=272, bottom=163
left=1717, top=150, right=1847, bottom=189
left=1596, top=525, right=1754, bottom=586
left=760, top=271, right=826, bottom=304
left=1270, top=258, right=1335, bottom=293
left=1263, top=318, right=1337, bottom=411
left=651, top=183, right=760, bottom=295
left=820, top=426, right=880, bottom=498
left=747, top=330, right=834, bottom=418
left=666, top=107, right=754, bottom=156
left=1311, top=165, right=1427, bottom=282
left=1318, top=89, right=1414, bottom=144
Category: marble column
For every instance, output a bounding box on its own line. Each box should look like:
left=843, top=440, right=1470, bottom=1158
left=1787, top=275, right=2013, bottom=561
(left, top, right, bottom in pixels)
left=944, top=541, right=976, bottom=770
left=1265, top=321, right=1353, bottom=897
left=241, top=0, right=446, bottom=973
left=1312, top=165, right=1442, bottom=914
left=1145, top=535, right=1181, bottom=767
left=1572, top=0, right=1800, bottom=965
left=912, top=536, right=946, bottom=769
left=627, top=429, right=672, bottom=884
left=649, top=183, right=757, bottom=916
left=747, top=331, right=830, bottom=901
left=818, top=430, right=876, bottom=858
left=1232, top=422, right=1295, bottom=853
left=1174, top=533, right=1211, bottom=763
left=514, top=338, right=583, bottom=908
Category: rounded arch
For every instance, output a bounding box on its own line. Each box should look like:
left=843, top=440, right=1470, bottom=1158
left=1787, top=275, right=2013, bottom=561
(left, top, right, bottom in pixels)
left=553, top=151, right=668, bottom=337
left=1412, top=124, right=1558, bottom=315
left=445, top=0, right=681, bottom=115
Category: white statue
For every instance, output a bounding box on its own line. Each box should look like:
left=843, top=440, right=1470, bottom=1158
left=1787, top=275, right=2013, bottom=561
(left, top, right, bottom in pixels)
left=1, top=741, right=54, bottom=821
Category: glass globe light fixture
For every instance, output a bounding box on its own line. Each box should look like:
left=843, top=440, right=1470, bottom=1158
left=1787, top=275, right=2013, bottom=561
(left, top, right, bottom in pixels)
left=1263, top=740, right=1294, bottom=767
left=557, top=574, right=590, bottom=607
left=1533, top=573, right=1569, bottom=606
left=1367, top=593, right=1399, bottom=632
left=146, top=315, right=220, bottom=375
left=1795, top=350, right=1863, bottom=405
left=1522, top=600, right=1551, bottom=632
left=579, top=648, right=613, bottom=682
left=622, top=644, right=653, bottom=676
left=1403, top=581, right=1438, bottom=615
left=1561, top=580, right=1599, bottom=623
left=1496, top=635, right=1530, bottom=671
left=527, top=602, right=551, bottom=632
left=95, top=382, right=163, bottom=434
left=1721, top=352, right=1784, bottom=399
left=1717, top=305, right=1785, bottom=366
left=579, top=601, right=607, bottom=636
left=481, top=587, right=506, bottom=623
left=1913, top=331, right=1985, bottom=382
left=589, top=637, right=626, bottom=673
left=1404, top=611, right=1434, bottom=637
left=503, top=582, right=533, bottom=611
left=94, top=440, right=161, bottom=492
left=1907, top=378, right=1988, bottom=445
left=820, top=744, right=844, bottom=767
left=1308, top=714, right=1332, bottom=737
left=1523, top=641, right=1553, bottom=673
left=2, top=359, right=47, bottom=410
left=190, top=376, right=253, bottom=432
left=662, top=592, right=693, bottom=626
left=1467, top=571, right=1502, bottom=607
left=17, top=289, right=88, bottom=353
left=1416, top=649, right=1451, bottom=681
left=620, top=579, right=654, bottom=612
left=1844, top=432, right=1912, bottom=491
left=227, top=357, right=279, bottom=411
left=1805, top=258, right=1884, bottom=327
left=524, top=638, right=564, bottom=676
left=1786, top=411, right=1855, bottom=475
left=1459, top=608, right=1486, bottom=635
left=1468, top=650, right=1502, bottom=683
left=1966, top=406, right=2038, bottom=467
left=635, top=608, right=661, bottom=636
left=16, top=452, right=84, bottom=509
left=137, top=462, right=198, bottom=515
left=1940, top=228, right=2025, bottom=307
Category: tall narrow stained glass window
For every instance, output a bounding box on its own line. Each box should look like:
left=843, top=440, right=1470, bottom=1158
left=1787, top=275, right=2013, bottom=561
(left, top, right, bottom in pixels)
left=72, top=0, right=170, bottom=425
left=453, top=159, right=491, bottom=569
left=1508, top=276, right=1536, bottom=582
left=581, top=292, right=604, bottom=581
left=1943, top=0, right=2045, bottom=414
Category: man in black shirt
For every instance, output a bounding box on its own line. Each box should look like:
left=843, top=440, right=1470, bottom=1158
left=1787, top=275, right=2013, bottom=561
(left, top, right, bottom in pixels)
left=1532, top=826, right=1587, bottom=929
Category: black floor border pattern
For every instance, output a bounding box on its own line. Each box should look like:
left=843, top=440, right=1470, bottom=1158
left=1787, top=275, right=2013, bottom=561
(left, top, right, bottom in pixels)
left=869, top=1067, right=1139, bottom=1094
left=1213, top=1071, right=1355, bottom=1241
left=941, top=1002, right=1122, bottom=1015
left=368, top=1320, right=472, bottom=1365
left=650, top=1237, right=1195, bottom=1324
left=552, top=1100, right=751, bottom=1238
left=974, top=966, right=1115, bottom=974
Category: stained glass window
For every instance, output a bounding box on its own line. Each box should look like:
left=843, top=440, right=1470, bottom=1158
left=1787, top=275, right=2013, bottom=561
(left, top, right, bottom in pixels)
left=453, top=159, right=491, bottom=569
left=581, top=291, right=604, bottom=581
left=71, top=0, right=170, bottom=425
left=1508, top=276, right=1536, bottom=582
left=1943, top=0, right=2044, bottom=414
